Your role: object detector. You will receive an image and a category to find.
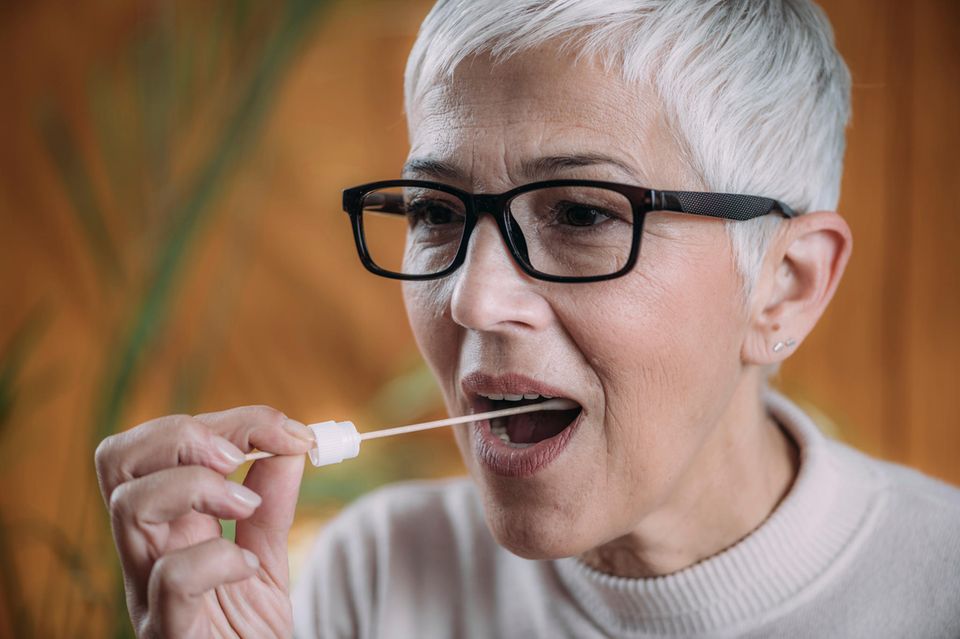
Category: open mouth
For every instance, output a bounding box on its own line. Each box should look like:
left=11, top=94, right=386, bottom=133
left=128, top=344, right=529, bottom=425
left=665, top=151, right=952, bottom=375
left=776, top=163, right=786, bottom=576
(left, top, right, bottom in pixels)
left=478, top=393, right=583, bottom=448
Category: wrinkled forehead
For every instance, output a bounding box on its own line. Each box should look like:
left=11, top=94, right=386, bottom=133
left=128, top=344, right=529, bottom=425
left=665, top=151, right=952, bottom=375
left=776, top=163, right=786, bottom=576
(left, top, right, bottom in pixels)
left=404, top=47, right=696, bottom=191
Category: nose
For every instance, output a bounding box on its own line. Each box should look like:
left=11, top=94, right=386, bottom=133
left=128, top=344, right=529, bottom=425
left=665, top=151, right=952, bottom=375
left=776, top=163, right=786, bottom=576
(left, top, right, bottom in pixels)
left=449, top=216, right=553, bottom=333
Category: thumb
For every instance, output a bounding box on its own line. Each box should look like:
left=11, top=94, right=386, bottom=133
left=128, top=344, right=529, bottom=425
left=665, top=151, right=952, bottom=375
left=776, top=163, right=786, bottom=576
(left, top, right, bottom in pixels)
left=235, top=451, right=305, bottom=589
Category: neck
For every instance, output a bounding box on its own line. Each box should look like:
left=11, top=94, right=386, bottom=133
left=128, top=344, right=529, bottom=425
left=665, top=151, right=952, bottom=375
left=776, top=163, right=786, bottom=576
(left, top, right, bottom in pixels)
left=580, top=373, right=799, bottom=578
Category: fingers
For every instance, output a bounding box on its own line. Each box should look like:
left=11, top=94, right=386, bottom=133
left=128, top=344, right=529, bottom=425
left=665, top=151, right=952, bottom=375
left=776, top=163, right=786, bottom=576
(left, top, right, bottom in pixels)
left=96, top=415, right=244, bottom=506
left=144, top=537, right=260, bottom=638
left=95, top=405, right=314, bottom=504
left=93, top=404, right=313, bottom=635
left=193, top=405, right=315, bottom=456
left=109, top=466, right=263, bottom=605
left=236, top=451, right=306, bottom=589
left=109, top=465, right=261, bottom=532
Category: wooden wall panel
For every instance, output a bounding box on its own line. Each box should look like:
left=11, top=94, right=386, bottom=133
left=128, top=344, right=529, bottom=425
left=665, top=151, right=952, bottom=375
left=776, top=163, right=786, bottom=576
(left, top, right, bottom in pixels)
left=782, top=0, right=960, bottom=484
left=902, top=0, right=960, bottom=481
left=0, top=0, right=957, bottom=635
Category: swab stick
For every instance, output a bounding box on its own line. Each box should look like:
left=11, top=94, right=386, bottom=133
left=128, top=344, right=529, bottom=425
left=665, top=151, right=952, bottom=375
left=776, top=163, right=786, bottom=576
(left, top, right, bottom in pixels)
left=244, top=398, right=578, bottom=464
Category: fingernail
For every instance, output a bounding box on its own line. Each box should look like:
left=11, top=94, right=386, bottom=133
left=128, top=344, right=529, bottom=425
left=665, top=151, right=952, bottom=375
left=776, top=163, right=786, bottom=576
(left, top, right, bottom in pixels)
left=282, top=418, right=315, bottom=443
left=213, top=437, right=245, bottom=466
left=241, top=548, right=260, bottom=569
left=226, top=482, right=262, bottom=507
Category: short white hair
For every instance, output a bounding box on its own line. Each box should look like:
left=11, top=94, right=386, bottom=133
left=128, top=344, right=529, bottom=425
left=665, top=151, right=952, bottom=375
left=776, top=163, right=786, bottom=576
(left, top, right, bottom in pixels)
left=404, top=0, right=851, bottom=299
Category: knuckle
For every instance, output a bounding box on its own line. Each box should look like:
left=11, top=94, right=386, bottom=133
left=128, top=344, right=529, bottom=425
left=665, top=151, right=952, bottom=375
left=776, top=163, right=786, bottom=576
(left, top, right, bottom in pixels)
left=182, top=464, right=220, bottom=488
left=141, top=413, right=193, bottom=439
left=93, top=435, right=116, bottom=474
left=174, top=419, right=210, bottom=458
left=135, top=616, right=156, bottom=639
left=94, top=438, right=122, bottom=499
left=148, top=415, right=201, bottom=448
left=175, top=417, right=205, bottom=441
left=247, top=404, right=287, bottom=428
left=150, top=554, right=187, bottom=597
left=108, top=481, right=134, bottom=522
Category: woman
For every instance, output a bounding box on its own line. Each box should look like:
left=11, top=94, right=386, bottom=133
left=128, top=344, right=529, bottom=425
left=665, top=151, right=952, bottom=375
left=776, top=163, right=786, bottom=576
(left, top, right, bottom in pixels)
left=95, top=1, right=960, bottom=637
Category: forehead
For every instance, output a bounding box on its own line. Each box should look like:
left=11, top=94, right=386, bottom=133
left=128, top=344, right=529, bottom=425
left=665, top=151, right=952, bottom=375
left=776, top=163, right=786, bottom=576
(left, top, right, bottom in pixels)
left=405, top=46, right=695, bottom=191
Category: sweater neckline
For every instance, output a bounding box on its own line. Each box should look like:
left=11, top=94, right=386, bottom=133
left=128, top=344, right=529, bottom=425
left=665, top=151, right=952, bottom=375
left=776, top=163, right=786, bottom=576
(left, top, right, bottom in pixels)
left=553, top=390, right=879, bottom=636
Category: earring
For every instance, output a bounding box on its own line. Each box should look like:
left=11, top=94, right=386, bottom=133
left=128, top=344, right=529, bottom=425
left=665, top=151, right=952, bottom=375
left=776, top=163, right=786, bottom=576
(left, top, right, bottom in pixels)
left=772, top=338, right=797, bottom=353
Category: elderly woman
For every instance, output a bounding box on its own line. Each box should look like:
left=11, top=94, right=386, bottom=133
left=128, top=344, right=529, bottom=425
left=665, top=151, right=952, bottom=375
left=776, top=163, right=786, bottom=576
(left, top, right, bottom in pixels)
left=95, top=0, right=960, bottom=637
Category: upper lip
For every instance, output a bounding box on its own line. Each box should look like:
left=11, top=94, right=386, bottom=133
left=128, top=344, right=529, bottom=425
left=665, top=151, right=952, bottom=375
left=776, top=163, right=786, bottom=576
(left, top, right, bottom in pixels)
left=460, top=371, right=584, bottom=409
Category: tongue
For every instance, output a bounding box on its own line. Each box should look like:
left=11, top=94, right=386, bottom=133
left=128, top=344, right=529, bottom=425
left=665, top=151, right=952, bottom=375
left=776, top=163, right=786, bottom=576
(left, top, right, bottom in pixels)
left=506, top=408, right=580, bottom=443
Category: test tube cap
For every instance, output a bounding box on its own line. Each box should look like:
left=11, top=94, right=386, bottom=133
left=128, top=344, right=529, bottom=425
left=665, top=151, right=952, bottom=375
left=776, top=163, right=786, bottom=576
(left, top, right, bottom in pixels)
left=307, top=420, right=361, bottom=467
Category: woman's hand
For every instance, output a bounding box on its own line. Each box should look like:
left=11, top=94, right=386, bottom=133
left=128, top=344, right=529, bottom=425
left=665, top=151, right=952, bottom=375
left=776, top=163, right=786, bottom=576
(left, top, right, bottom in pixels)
left=95, top=406, right=316, bottom=638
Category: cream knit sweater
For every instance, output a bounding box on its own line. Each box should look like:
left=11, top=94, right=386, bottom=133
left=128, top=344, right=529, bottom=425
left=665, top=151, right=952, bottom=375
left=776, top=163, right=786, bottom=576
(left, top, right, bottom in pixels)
left=292, top=391, right=960, bottom=638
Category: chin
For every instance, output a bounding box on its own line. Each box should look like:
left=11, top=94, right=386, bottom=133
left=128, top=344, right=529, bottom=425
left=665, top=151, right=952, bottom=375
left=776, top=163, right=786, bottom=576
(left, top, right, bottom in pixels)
left=480, top=493, right=596, bottom=560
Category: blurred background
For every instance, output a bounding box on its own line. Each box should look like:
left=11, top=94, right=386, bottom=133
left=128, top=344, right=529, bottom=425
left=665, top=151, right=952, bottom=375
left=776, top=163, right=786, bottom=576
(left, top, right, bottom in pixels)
left=0, top=0, right=956, bottom=636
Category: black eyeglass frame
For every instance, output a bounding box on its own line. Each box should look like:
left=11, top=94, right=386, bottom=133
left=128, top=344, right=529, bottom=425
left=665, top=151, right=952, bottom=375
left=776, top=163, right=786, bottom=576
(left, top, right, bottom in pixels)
left=342, top=179, right=796, bottom=283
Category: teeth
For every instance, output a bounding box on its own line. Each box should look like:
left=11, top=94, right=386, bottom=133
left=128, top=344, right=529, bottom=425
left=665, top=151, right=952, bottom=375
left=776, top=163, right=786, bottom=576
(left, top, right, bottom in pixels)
left=489, top=417, right=533, bottom=448
left=479, top=392, right=544, bottom=401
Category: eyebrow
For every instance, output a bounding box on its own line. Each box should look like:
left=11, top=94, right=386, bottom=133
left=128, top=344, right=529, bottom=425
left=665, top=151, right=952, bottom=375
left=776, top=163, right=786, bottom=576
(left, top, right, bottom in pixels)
left=521, top=154, right=639, bottom=181
left=401, top=153, right=640, bottom=183
left=401, top=157, right=463, bottom=180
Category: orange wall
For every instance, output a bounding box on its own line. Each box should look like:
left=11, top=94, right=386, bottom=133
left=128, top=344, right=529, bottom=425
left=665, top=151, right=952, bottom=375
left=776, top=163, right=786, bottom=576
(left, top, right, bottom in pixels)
left=0, top=1, right=957, bottom=636
left=780, top=0, right=960, bottom=482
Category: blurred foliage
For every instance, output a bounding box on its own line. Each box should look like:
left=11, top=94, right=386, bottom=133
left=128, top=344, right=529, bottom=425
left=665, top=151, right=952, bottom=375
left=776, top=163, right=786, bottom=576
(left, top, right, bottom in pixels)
left=86, top=0, right=332, bottom=456
left=0, top=1, right=381, bottom=636
left=2, top=0, right=958, bottom=636
left=0, top=0, right=458, bottom=633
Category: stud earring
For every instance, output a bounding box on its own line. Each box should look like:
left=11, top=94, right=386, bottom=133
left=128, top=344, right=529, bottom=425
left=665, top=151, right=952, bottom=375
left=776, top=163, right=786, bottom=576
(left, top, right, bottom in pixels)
left=772, top=338, right=797, bottom=353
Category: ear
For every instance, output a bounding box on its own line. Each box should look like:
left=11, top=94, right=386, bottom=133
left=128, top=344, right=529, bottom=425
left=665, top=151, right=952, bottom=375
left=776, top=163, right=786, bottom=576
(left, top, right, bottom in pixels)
left=741, top=211, right=853, bottom=365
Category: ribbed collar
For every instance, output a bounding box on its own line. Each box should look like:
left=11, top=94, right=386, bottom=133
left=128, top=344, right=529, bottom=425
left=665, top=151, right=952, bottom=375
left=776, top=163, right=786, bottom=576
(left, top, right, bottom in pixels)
left=553, top=390, right=881, bottom=636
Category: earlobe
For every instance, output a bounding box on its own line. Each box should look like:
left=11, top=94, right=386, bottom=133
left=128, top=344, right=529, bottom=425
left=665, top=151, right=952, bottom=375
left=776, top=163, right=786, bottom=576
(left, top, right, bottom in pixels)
left=742, top=211, right=853, bottom=366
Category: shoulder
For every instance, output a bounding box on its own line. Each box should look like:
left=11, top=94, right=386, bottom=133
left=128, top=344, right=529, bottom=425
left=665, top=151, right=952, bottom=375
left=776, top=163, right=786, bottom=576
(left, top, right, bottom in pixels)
left=832, top=440, right=960, bottom=522
left=865, top=449, right=960, bottom=551
left=874, top=455, right=960, bottom=509
left=823, top=441, right=960, bottom=621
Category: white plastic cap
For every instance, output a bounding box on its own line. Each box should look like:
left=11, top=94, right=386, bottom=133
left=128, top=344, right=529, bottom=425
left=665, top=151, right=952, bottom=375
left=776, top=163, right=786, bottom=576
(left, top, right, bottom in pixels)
left=307, top=420, right=361, bottom=467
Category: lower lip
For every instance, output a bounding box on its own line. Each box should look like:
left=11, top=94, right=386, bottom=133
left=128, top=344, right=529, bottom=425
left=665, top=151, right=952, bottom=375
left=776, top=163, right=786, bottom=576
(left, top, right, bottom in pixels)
left=472, top=410, right=583, bottom=477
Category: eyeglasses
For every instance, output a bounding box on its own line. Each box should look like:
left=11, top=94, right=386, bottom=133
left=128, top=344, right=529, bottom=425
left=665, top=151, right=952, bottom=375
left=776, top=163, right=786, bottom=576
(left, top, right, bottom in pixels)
left=342, top=179, right=796, bottom=283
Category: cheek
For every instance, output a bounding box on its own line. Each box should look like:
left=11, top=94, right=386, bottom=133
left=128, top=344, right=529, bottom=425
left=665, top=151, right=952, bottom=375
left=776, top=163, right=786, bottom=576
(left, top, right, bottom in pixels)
left=403, top=279, right=459, bottom=392
left=561, top=235, right=746, bottom=470
left=582, top=231, right=744, bottom=381
left=403, top=281, right=482, bottom=476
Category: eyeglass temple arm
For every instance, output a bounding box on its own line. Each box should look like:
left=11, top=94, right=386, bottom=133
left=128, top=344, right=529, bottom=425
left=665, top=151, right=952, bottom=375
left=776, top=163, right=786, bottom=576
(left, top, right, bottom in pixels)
left=653, top=190, right=797, bottom=220
left=345, top=187, right=796, bottom=219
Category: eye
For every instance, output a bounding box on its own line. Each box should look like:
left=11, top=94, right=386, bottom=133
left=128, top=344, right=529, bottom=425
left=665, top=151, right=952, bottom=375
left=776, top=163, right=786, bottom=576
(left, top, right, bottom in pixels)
left=552, top=201, right=615, bottom=227
left=408, top=200, right=462, bottom=227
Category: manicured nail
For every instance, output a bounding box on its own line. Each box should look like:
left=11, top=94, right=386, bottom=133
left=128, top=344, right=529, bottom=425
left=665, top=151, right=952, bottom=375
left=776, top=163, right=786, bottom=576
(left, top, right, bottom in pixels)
left=226, top=482, right=262, bottom=507
left=282, top=418, right=315, bottom=443
left=213, top=437, right=245, bottom=465
left=241, top=548, right=260, bottom=569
